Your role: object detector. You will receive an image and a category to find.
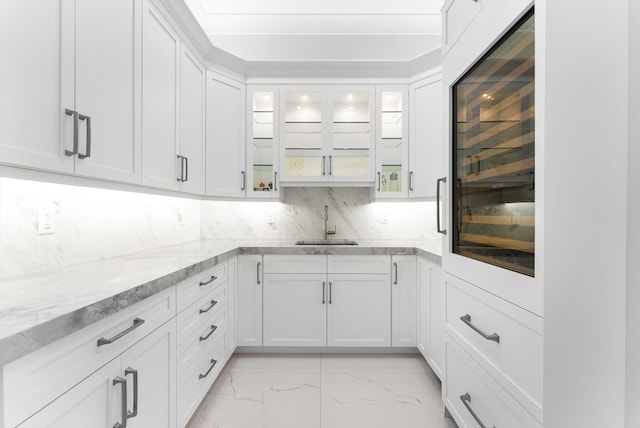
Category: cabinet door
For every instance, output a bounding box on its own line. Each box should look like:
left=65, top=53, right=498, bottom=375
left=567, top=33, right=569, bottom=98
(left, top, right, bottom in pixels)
left=73, top=0, right=140, bottom=183
left=327, top=274, right=391, bottom=347
left=141, top=0, right=180, bottom=190
left=19, top=358, right=121, bottom=428
left=429, top=265, right=445, bottom=379
left=178, top=45, right=205, bottom=195
left=391, top=255, right=417, bottom=347
left=247, top=86, right=280, bottom=198
left=417, top=258, right=431, bottom=360
left=236, top=255, right=263, bottom=346
left=409, top=77, right=443, bottom=199
left=226, top=257, right=238, bottom=356
left=263, top=273, right=327, bottom=346
left=0, top=0, right=74, bottom=173
left=205, top=72, right=246, bottom=197
left=121, top=319, right=177, bottom=428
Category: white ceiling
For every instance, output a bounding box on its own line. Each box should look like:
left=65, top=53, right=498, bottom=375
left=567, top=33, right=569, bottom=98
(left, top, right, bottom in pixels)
left=184, top=0, right=445, bottom=62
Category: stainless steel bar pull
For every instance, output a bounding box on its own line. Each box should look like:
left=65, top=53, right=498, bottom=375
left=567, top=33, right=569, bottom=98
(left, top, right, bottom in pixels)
left=124, top=368, right=138, bottom=419
left=460, top=314, right=500, bottom=343
left=177, top=155, right=185, bottom=182
left=78, top=114, right=92, bottom=159
left=257, top=261, right=261, bottom=284
left=460, top=393, right=492, bottom=428
left=199, top=275, right=217, bottom=286
left=97, top=318, right=145, bottom=346
left=377, top=172, right=381, bottom=191
left=328, top=282, right=333, bottom=304
left=184, top=156, right=188, bottom=182
left=322, top=281, right=326, bottom=304
left=274, top=171, right=278, bottom=191
left=65, top=109, right=79, bottom=156
left=322, top=156, right=326, bottom=175
left=436, top=177, right=447, bottom=235
left=199, top=359, right=218, bottom=379
left=328, top=155, right=333, bottom=175
left=113, top=377, right=128, bottom=428
left=393, top=262, right=398, bottom=285
left=241, top=171, right=246, bottom=191
left=199, top=299, right=218, bottom=314
left=409, top=171, right=414, bottom=191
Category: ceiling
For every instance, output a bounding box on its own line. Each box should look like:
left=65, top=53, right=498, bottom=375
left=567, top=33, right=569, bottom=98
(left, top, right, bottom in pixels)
left=183, top=0, right=445, bottom=63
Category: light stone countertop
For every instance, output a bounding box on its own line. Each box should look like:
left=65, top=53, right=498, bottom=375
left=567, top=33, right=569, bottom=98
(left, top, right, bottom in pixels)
left=0, top=239, right=441, bottom=366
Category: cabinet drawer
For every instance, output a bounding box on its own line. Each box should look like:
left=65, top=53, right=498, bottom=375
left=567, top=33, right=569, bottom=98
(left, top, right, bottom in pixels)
left=177, top=330, right=227, bottom=427
left=327, top=255, right=390, bottom=274
left=444, top=274, right=542, bottom=421
left=177, top=306, right=227, bottom=372
left=442, top=0, right=482, bottom=52
left=177, top=285, right=227, bottom=345
left=444, top=339, right=541, bottom=428
left=263, top=255, right=326, bottom=274
left=177, top=262, right=228, bottom=313
left=3, top=286, right=175, bottom=428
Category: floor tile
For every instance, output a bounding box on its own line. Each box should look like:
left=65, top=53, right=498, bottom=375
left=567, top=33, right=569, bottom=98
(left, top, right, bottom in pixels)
left=321, top=353, right=432, bottom=373
left=223, top=353, right=321, bottom=373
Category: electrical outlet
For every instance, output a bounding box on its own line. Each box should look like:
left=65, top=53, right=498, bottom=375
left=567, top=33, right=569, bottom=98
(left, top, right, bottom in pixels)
left=38, top=207, right=56, bottom=234
left=381, top=215, right=389, bottom=224
left=267, top=213, right=275, bottom=224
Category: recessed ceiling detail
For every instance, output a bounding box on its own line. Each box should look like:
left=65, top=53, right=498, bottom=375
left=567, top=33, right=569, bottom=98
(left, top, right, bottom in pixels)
left=185, top=0, right=444, bottom=62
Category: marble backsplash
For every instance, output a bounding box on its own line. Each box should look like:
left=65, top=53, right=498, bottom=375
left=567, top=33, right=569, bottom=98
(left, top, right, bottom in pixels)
left=1, top=179, right=440, bottom=279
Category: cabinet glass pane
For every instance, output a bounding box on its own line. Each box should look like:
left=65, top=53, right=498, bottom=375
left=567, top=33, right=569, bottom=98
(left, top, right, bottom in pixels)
left=379, top=91, right=404, bottom=193
left=284, top=91, right=323, bottom=178
left=452, top=10, right=535, bottom=276
left=332, top=91, right=371, bottom=150
left=252, top=91, right=274, bottom=190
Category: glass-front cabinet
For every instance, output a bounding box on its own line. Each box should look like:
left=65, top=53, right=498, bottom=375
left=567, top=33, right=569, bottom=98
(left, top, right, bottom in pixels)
left=279, top=86, right=375, bottom=184
left=451, top=10, right=535, bottom=276
left=375, top=86, right=408, bottom=198
left=247, top=86, right=280, bottom=198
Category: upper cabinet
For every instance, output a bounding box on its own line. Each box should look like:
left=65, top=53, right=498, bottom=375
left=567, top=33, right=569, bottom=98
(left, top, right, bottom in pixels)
left=205, top=72, right=246, bottom=198
left=0, top=0, right=141, bottom=184
left=246, top=86, right=280, bottom=199
left=279, top=86, right=375, bottom=186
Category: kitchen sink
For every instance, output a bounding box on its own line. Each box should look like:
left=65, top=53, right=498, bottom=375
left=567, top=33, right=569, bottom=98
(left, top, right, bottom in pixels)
left=295, top=239, right=358, bottom=246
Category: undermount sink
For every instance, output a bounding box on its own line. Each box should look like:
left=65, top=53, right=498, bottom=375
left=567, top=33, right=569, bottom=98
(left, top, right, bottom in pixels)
left=295, top=239, right=358, bottom=246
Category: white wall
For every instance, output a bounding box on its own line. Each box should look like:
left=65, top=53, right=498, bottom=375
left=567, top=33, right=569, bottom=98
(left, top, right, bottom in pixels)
left=626, top=1, right=640, bottom=425
left=542, top=1, right=629, bottom=427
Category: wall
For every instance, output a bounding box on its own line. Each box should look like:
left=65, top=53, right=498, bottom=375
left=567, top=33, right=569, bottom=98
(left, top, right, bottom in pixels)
left=0, top=179, right=439, bottom=280
left=201, top=187, right=440, bottom=247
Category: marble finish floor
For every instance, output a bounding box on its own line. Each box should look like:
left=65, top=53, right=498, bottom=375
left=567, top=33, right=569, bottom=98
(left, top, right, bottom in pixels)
left=186, top=353, right=458, bottom=428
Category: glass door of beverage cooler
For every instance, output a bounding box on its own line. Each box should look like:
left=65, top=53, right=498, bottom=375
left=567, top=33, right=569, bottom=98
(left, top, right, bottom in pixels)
left=452, top=10, right=535, bottom=276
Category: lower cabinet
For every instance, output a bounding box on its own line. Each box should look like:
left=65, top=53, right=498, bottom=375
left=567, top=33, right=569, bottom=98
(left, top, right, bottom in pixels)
left=237, top=254, right=263, bottom=346
left=19, top=319, right=177, bottom=428
left=417, top=256, right=445, bottom=378
left=391, top=255, right=417, bottom=347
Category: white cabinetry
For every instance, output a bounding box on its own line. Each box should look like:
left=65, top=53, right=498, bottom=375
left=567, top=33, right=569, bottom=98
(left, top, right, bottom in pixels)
left=391, top=255, right=417, bottom=347
left=205, top=72, right=246, bottom=197
left=4, top=287, right=177, bottom=428
left=417, top=256, right=445, bottom=378
left=0, top=0, right=141, bottom=184
left=237, top=255, right=263, bottom=346
left=408, top=74, right=443, bottom=199
left=279, top=86, right=375, bottom=185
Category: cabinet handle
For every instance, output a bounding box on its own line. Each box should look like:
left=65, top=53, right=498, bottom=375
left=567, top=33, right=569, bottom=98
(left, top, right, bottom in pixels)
left=199, top=358, right=218, bottom=379
left=241, top=171, right=246, bottom=191
left=124, top=368, right=138, bottom=420
left=329, top=155, right=333, bottom=175
left=64, top=109, right=79, bottom=156
left=199, top=324, right=218, bottom=341
left=113, top=377, right=128, bottom=428
left=77, top=114, right=92, bottom=159
left=436, top=177, right=447, bottom=235
left=409, top=171, right=414, bottom=191
left=460, top=314, right=500, bottom=343
left=322, top=156, right=326, bottom=175
left=393, top=262, right=398, bottom=285
left=329, top=281, right=333, bottom=304
left=460, top=393, right=492, bottom=428
left=257, top=261, right=261, bottom=284
left=184, top=156, right=188, bottom=182
left=322, top=281, right=326, bottom=304
left=199, top=300, right=218, bottom=314
left=199, top=275, right=217, bottom=287
left=274, top=171, right=278, bottom=191
left=177, top=155, right=185, bottom=182
left=97, top=318, right=145, bottom=347
left=377, top=172, right=381, bottom=191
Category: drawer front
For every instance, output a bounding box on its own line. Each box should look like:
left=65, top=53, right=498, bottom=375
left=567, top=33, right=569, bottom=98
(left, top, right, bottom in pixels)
left=445, top=274, right=542, bottom=421
left=177, top=285, right=227, bottom=345
left=3, top=286, right=176, bottom=428
left=177, top=306, right=227, bottom=371
left=444, top=339, right=541, bottom=428
left=443, top=0, right=482, bottom=52
left=177, top=262, right=228, bottom=313
left=263, top=255, right=326, bottom=274
left=327, top=255, right=390, bottom=274
left=177, top=330, right=228, bottom=427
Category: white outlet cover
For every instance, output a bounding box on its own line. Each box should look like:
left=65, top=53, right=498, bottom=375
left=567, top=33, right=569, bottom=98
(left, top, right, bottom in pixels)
left=38, top=207, right=56, bottom=234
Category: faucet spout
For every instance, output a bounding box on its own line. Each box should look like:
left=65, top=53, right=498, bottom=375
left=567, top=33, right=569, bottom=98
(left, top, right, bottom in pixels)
left=324, top=205, right=336, bottom=240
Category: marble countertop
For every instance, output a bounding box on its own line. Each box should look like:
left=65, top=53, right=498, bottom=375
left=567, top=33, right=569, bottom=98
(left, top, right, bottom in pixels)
left=0, top=239, right=441, bottom=366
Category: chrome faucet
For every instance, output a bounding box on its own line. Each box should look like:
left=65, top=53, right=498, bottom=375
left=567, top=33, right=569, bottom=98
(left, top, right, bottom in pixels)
left=324, top=205, right=336, bottom=240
